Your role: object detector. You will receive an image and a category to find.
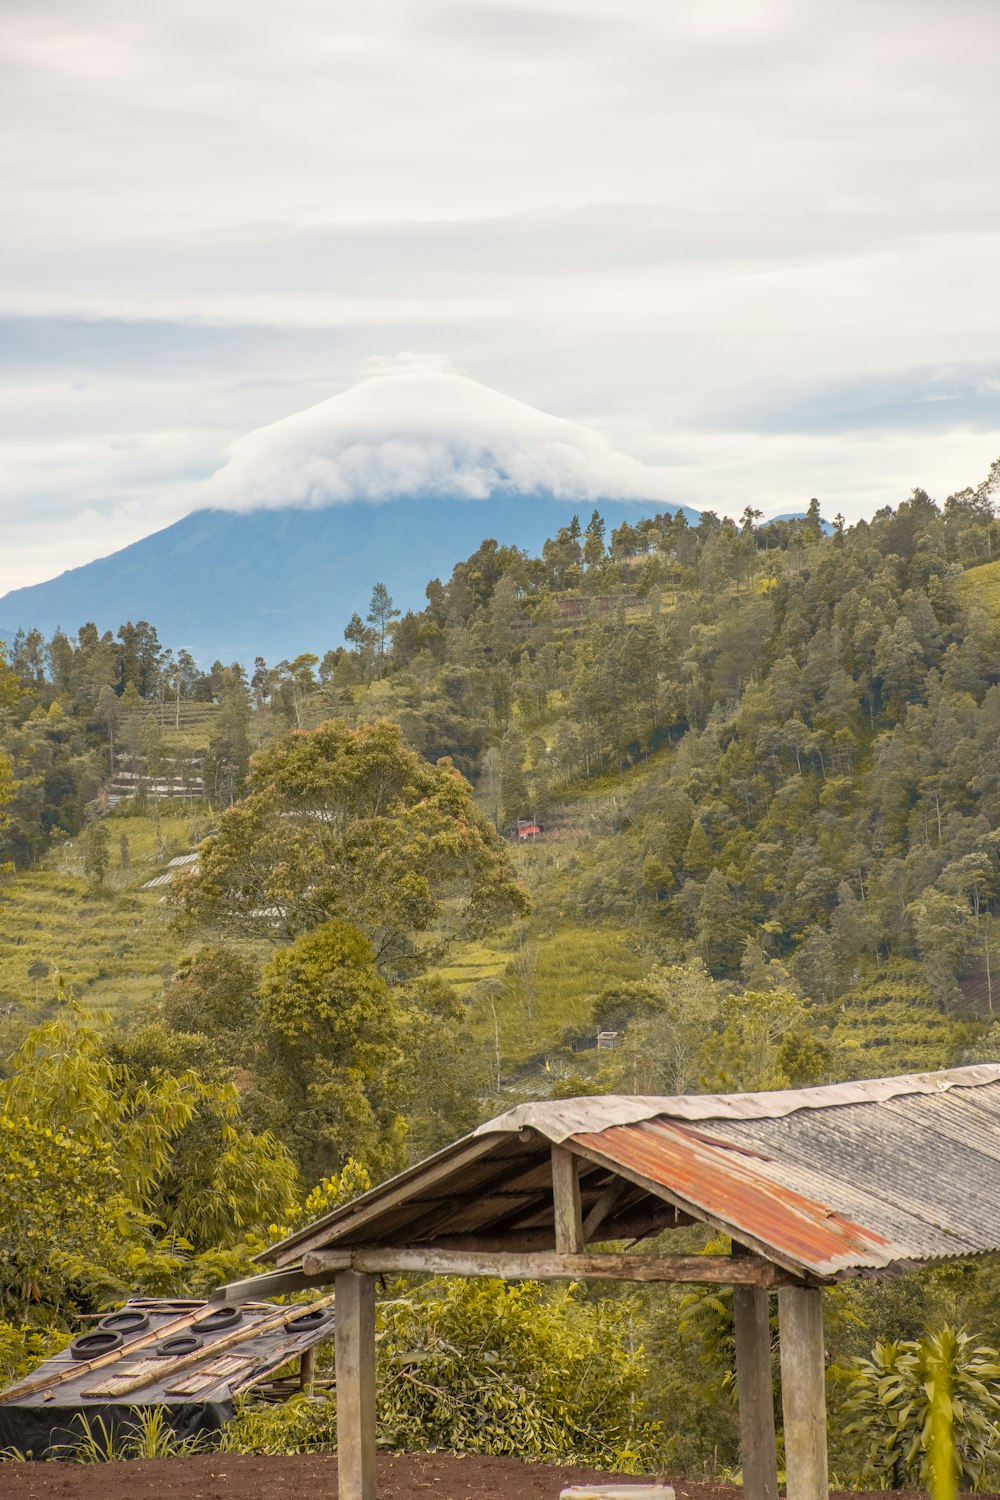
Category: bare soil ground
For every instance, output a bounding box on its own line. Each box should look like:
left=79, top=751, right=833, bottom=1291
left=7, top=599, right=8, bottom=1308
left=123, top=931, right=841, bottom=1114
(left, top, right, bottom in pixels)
left=0, top=1451, right=965, bottom=1500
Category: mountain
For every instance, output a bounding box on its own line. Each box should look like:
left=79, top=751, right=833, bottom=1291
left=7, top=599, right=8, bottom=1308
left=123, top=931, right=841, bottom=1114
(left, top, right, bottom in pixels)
left=0, top=358, right=695, bottom=663
left=0, top=494, right=694, bottom=665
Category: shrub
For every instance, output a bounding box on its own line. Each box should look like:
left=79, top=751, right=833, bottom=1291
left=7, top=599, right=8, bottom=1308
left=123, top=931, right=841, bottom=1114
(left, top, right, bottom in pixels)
left=228, top=1277, right=662, bottom=1470
left=842, top=1326, right=1000, bottom=1490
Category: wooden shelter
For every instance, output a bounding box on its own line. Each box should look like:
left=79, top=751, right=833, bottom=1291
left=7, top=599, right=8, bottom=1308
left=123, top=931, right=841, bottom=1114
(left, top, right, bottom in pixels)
left=215, top=1065, right=1000, bottom=1500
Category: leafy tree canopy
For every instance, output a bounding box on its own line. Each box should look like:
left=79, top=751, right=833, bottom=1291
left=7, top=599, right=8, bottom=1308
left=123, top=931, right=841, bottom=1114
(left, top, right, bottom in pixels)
left=183, top=718, right=528, bottom=972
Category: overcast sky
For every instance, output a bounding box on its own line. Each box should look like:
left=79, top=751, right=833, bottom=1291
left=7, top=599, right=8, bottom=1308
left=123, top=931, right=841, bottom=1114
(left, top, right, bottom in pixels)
left=2, top=0, right=999, bottom=592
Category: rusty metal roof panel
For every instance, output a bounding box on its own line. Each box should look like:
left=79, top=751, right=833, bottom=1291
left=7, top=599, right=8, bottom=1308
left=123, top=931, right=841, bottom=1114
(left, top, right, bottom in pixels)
left=260, top=1067, right=1000, bottom=1277
left=569, top=1075, right=1000, bottom=1274
left=699, top=1132, right=983, bottom=1264
left=706, top=1093, right=1000, bottom=1220
left=571, top=1119, right=896, bottom=1275
left=676, top=1115, right=987, bottom=1264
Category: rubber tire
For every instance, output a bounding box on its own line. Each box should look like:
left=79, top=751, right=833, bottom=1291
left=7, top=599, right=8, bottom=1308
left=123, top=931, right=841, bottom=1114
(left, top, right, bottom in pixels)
left=156, top=1333, right=203, bottom=1357
left=98, top=1310, right=150, bottom=1335
left=284, top=1308, right=329, bottom=1331
left=70, top=1330, right=125, bottom=1360
left=195, top=1305, right=242, bottom=1332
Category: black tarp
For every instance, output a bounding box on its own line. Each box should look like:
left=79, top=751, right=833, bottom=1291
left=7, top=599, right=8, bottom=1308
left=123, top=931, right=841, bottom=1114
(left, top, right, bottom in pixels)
left=0, top=1397, right=233, bottom=1458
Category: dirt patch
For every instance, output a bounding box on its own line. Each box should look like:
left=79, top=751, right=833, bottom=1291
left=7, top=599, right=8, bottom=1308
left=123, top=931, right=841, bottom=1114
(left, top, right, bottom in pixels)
left=0, top=1451, right=971, bottom=1500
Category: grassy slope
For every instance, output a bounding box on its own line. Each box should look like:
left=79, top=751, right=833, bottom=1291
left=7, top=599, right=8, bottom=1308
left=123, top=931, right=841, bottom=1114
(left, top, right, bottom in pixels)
left=0, top=809, right=207, bottom=1017
left=0, top=711, right=227, bottom=1017
left=440, top=767, right=665, bottom=1080
left=958, top=559, right=1000, bottom=621
left=1, top=679, right=661, bottom=1090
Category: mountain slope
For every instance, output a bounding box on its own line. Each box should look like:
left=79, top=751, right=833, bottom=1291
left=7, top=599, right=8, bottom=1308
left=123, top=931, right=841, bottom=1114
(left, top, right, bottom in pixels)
left=0, top=494, right=692, bottom=664
left=1, top=358, right=696, bottom=662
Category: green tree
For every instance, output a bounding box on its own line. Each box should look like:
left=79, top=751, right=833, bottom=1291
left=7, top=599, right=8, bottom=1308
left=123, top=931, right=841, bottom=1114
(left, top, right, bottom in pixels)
left=0, top=1005, right=297, bottom=1312
left=498, top=727, right=529, bottom=827
left=116, top=620, right=164, bottom=698
left=602, top=960, right=723, bottom=1094
left=204, top=666, right=252, bottom=802
left=842, top=1328, right=1000, bottom=1490
left=95, top=683, right=119, bottom=774
left=694, top=868, right=745, bottom=973
left=161, top=944, right=260, bottom=1045
left=682, top=819, right=714, bottom=878
left=272, top=653, right=320, bottom=729
left=184, top=719, right=528, bottom=970
left=257, top=920, right=405, bottom=1178
left=367, top=582, right=401, bottom=678
left=583, top=509, right=607, bottom=572
left=396, top=976, right=486, bottom=1159
left=709, top=988, right=819, bottom=1091
left=82, top=819, right=111, bottom=892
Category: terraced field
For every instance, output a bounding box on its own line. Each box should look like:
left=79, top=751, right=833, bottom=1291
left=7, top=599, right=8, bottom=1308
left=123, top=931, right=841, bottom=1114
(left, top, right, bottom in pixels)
left=0, top=811, right=208, bottom=1017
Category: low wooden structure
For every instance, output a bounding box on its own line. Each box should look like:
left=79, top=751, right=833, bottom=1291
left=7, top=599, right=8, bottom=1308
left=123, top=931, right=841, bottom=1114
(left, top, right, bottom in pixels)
left=0, top=1297, right=334, bottom=1456
left=215, top=1065, right=1000, bottom=1500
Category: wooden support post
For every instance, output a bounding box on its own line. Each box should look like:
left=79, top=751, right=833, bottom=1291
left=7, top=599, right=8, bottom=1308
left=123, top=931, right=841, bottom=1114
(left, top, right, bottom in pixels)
left=733, top=1284, right=778, bottom=1500
left=778, top=1285, right=828, bottom=1500
left=551, top=1145, right=584, bottom=1252
left=299, top=1345, right=316, bottom=1393
left=335, top=1270, right=376, bottom=1500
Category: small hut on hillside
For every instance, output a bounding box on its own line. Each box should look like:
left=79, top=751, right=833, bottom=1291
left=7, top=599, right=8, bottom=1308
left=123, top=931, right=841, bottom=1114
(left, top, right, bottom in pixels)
left=215, top=1065, right=1000, bottom=1500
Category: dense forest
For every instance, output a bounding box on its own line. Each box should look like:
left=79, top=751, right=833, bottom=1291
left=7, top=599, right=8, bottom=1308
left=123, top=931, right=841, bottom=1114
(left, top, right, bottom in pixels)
left=4, top=470, right=1000, bottom=1479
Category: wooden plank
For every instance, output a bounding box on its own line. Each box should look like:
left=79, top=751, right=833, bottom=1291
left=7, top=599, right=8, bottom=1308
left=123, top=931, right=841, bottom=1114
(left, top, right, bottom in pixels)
left=582, top=1179, right=630, bottom=1240
left=551, top=1145, right=582, bottom=1251
left=210, top=1265, right=342, bottom=1303
left=512, top=1202, right=681, bottom=1242
left=163, top=1369, right=225, bottom=1397
left=597, top=1207, right=693, bottom=1241
left=778, top=1285, right=828, bottom=1500
left=82, top=1374, right=154, bottom=1398
left=227, top=1330, right=332, bottom=1397
left=425, top=1207, right=685, bottom=1252
left=163, top=1354, right=258, bottom=1396
left=430, top=1231, right=569, bottom=1252
left=300, top=1345, right=317, bottom=1393
left=335, top=1270, right=376, bottom=1500
left=379, top=1154, right=553, bottom=1243
left=205, top=1355, right=259, bottom=1375
left=83, top=1356, right=166, bottom=1394
left=733, top=1284, right=779, bottom=1500
left=302, top=1248, right=796, bottom=1286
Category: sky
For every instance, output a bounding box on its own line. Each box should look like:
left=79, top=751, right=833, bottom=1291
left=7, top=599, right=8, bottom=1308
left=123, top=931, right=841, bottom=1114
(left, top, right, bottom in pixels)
left=2, top=0, right=999, bottom=592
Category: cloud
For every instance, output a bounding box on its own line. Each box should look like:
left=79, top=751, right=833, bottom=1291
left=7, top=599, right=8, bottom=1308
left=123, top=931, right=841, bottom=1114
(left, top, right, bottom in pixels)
left=201, top=355, right=679, bottom=509
left=1, top=0, right=999, bottom=591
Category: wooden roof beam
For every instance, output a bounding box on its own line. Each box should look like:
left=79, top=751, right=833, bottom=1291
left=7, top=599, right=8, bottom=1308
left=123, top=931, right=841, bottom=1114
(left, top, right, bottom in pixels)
left=300, top=1247, right=803, bottom=1288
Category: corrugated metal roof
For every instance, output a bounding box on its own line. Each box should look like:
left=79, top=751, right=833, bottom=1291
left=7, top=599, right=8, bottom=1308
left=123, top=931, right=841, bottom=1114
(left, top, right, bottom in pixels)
left=472, top=1065, right=1000, bottom=1142
left=263, top=1066, right=1000, bottom=1279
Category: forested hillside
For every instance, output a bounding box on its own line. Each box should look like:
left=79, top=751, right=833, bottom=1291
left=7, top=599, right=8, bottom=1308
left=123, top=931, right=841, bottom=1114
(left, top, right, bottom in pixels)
left=4, top=473, right=1000, bottom=1478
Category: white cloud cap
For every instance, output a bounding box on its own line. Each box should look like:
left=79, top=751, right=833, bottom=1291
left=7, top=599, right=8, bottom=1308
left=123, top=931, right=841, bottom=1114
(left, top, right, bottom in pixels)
left=202, top=354, right=677, bottom=510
